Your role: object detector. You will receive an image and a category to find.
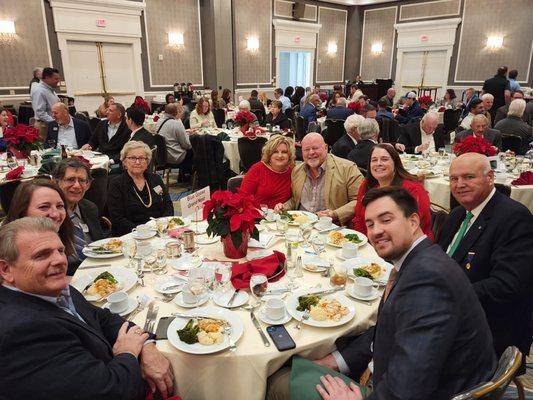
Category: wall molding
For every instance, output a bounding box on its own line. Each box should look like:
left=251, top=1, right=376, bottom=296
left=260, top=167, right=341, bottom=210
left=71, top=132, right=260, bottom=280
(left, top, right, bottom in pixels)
left=399, top=0, right=461, bottom=22
left=273, top=0, right=317, bottom=22
left=315, top=6, right=347, bottom=84
left=272, top=18, right=321, bottom=34
left=49, top=0, right=145, bottom=15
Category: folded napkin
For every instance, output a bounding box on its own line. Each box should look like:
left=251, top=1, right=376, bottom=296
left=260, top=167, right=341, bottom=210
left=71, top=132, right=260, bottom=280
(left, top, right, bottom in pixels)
left=512, top=171, right=533, bottom=186
left=248, top=232, right=275, bottom=248
left=217, top=131, right=230, bottom=141
left=5, top=165, right=24, bottom=180
left=38, top=159, right=57, bottom=175
left=230, top=250, right=286, bottom=289
left=168, top=227, right=188, bottom=238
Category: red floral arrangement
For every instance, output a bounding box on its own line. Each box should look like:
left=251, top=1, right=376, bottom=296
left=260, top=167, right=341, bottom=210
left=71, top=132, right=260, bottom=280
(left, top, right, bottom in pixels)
left=418, top=95, right=433, bottom=104
left=452, top=135, right=497, bottom=156
left=203, top=190, right=262, bottom=248
left=234, top=110, right=257, bottom=126
left=3, top=124, right=42, bottom=153
left=152, top=115, right=160, bottom=122
left=347, top=101, right=361, bottom=112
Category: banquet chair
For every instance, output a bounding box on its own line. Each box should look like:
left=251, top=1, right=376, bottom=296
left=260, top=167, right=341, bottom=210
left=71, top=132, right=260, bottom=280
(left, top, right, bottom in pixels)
left=227, top=175, right=244, bottom=193
left=295, top=116, right=305, bottom=142
left=308, top=121, right=319, bottom=133
left=153, top=134, right=184, bottom=186
left=148, top=146, right=158, bottom=173
left=430, top=202, right=449, bottom=242
left=212, top=108, right=226, bottom=128
left=89, top=117, right=100, bottom=133
left=443, top=109, right=462, bottom=137
left=189, top=133, right=229, bottom=192
left=378, top=118, right=400, bottom=144
left=238, top=136, right=267, bottom=172
left=84, top=168, right=108, bottom=217
left=285, top=107, right=296, bottom=129
left=501, top=134, right=522, bottom=154
left=251, top=108, right=266, bottom=126
left=323, top=119, right=346, bottom=148
left=451, top=346, right=522, bottom=400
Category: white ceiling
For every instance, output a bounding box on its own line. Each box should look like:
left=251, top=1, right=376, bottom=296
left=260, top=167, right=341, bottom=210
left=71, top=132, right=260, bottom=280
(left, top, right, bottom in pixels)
left=318, top=0, right=398, bottom=5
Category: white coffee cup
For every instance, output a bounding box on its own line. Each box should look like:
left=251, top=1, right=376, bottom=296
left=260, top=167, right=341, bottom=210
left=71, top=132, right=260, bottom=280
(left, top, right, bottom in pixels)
left=181, top=284, right=197, bottom=304
left=107, top=291, right=129, bottom=313
left=341, top=242, right=358, bottom=259
left=266, top=210, right=277, bottom=222
left=265, top=298, right=285, bottom=320
left=316, top=216, right=332, bottom=230
left=133, top=224, right=152, bottom=237
left=352, top=277, right=378, bottom=297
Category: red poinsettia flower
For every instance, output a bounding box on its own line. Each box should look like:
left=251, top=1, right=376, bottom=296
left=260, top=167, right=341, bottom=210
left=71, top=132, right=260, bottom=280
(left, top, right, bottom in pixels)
left=452, top=135, right=497, bottom=157
left=234, top=110, right=257, bottom=125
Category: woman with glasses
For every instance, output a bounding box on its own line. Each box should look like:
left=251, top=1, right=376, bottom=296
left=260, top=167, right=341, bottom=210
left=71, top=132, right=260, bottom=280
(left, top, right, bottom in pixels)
left=107, top=141, right=174, bottom=236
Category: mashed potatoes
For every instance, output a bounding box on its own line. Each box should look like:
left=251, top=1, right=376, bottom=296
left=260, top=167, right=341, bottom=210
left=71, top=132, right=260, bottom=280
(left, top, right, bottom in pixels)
left=310, top=299, right=349, bottom=322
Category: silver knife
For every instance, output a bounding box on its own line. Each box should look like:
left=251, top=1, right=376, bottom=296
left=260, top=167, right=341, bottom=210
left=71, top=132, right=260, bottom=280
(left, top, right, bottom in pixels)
left=161, top=283, right=184, bottom=291
left=80, top=264, right=112, bottom=269
left=227, top=289, right=239, bottom=307
left=250, top=312, right=270, bottom=347
left=143, top=302, right=155, bottom=331
left=303, top=286, right=344, bottom=297
left=172, top=312, right=214, bottom=320
left=265, top=288, right=291, bottom=295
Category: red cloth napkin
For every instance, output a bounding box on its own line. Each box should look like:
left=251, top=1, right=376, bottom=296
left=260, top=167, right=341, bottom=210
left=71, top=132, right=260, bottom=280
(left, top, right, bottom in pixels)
left=438, top=106, right=446, bottom=112
left=230, top=250, right=286, bottom=289
left=5, top=166, right=24, bottom=180
left=145, top=390, right=181, bottom=400
left=512, top=171, right=533, bottom=186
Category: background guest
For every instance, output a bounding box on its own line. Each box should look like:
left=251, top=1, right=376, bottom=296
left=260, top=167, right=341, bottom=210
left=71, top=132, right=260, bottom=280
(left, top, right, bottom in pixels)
left=481, top=93, right=494, bottom=127
left=189, top=97, right=216, bottom=129
left=107, top=141, right=173, bottom=236
left=283, top=86, right=294, bottom=101
left=0, top=108, right=10, bottom=137
left=482, top=66, right=510, bottom=121
left=461, top=87, right=478, bottom=118
left=326, top=97, right=353, bottom=121
left=210, top=89, right=224, bottom=110
left=31, top=67, right=61, bottom=140
left=331, top=114, right=364, bottom=159
left=494, top=99, right=532, bottom=154
left=300, top=94, right=321, bottom=133
left=291, top=86, right=305, bottom=110
left=258, top=91, right=271, bottom=108
left=347, top=118, right=379, bottom=171
left=454, top=114, right=502, bottom=149
left=376, top=98, right=394, bottom=120
left=156, top=103, right=192, bottom=168
left=440, top=89, right=460, bottom=109
left=460, top=98, right=485, bottom=130
left=395, top=112, right=444, bottom=154
left=28, top=67, right=42, bottom=93
left=361, top=103, right=377, bottom=119
left=395, top=92, right=424, bottom=124
left=241, top=136, right=295, bottom=209
left=131, top=96, right=150, bottom=114
left=378, top=87, right=395, bottom=108
left=125, top=106, right=154, bottom=148
left=157, top=93, right=175, bottom=113
left=45, top=102, right=91, bottom=149
left=274, top=88, right=291, bottom=112
left=265, top=100, right=291, bottom=130
left=493, top=90, right=524, bottom=125
left=96, top=95, right=115, bottom=118
left=508, top=69, right=521, bottom=92
left=221, top=88, right=232, bottom=107
left=248, top=90, right=264, bottom=110
left=352, top=143, right=433, bottom=239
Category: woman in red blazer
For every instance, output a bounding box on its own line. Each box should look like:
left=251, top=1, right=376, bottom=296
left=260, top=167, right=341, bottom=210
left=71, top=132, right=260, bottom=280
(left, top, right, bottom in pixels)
left=352, top=143, right=434, bottom=240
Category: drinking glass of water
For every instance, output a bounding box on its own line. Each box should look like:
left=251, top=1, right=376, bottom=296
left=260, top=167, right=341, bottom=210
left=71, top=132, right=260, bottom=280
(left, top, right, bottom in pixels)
left=250, top=273, right=268, bottom=304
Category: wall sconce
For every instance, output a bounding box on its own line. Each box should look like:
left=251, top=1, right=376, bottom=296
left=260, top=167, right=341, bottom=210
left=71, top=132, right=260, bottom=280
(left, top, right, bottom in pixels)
left=0, top=20, right=16, bottom=43
left=371, top=42, right=383, bottom=55
left=246, top=36, right=259, bottom=53
left=168, top=32, right=184, bottom=48
left=327, top=41, right=337, bottom=55
left=486, top=36, right=503, bottom=50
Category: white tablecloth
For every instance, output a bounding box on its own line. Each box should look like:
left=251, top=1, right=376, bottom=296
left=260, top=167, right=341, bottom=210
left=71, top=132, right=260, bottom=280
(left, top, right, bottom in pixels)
left=76, top=224, right=381, bottom=400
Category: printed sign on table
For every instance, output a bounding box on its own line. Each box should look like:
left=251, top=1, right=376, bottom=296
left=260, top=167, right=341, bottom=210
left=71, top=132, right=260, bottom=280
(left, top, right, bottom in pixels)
left=180, top=186, right=210, bottom=219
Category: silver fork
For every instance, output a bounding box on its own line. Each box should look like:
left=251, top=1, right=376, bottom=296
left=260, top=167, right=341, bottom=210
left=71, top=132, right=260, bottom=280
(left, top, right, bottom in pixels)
left=127, top=301, right=145, bottom=321
left=224, top=326, right=237, bottom=352
left=146, top=306, right=159, bottom=333
left=295, top=310, right=310, bottom=330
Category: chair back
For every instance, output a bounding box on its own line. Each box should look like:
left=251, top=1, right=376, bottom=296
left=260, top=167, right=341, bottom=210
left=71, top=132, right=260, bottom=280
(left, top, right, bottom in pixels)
left=494, top=183, right=511, bottom=197
left=443, top=109, right=462, bottom=135
left=430, top=203, right=449, bottom=242
left=285, top=108, right=296, bottom=129
left=89, top=117, right=100, bottom=133
left=148, top=145, right=158, bottom=173
left=378, top=118, right=400, bottom=143
left=212, top=108, right=226, bottom=128
left=238, top=136, right=268, bottom=172
left=451, top=346, right=522, bottom=400
left=308, top=121, right=319, bottom=133
left=75, top=113, right=89, bottom=123
left=84, top=168, right=109, bottom=216
left=501, top=134, right=522, bottom=154
left=323, top=119, right=346, bottom=147
left=153, top=134, right=168, bottom=170
left=183, top=118, right=191, bottom=129
left=189, top=133, right=228, bottom=191
left=227, top=175, right=244, bottom=193
left=251, top=108, right=266, bottom=126
left=295, top=115, right=306, bottom=142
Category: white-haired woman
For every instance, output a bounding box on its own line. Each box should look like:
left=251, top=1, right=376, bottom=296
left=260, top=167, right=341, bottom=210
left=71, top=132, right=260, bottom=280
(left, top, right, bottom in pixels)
left=331, top=113, right=365, bottom=159
left=481, top=93, right=494, bottom=127
left=494, top=99, right=531, bottom=154
left=107, top=141, right=174, bottom=235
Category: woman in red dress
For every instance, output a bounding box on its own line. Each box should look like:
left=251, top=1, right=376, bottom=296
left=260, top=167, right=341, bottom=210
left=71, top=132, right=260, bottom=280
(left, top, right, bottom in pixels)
left=352, top=143, right=434, bottom=240
left=240, top=135, right=295, bottom=209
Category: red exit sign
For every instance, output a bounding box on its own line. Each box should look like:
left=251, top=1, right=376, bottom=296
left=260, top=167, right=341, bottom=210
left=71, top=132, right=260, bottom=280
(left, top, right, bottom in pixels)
left=96, top=19, right=106, bottom=28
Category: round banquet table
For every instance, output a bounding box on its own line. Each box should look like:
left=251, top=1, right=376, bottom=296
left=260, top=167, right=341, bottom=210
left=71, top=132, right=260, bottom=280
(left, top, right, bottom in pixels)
left=76, top=222, right=382, bottom=400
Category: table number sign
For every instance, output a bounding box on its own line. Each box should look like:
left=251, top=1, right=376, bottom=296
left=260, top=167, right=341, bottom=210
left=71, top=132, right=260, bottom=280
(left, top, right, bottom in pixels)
left=180, top=186, right=211, bottom=219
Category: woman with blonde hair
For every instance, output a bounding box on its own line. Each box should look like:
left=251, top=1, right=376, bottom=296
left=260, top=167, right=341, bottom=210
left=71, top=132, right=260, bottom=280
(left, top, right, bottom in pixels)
left=240, top=135, right=295, bottom=208
left=96, top=95, right=115, bottom=118
left=107, top=141, right=173, bottom=235
left=189, top=97, right=216, bottom=129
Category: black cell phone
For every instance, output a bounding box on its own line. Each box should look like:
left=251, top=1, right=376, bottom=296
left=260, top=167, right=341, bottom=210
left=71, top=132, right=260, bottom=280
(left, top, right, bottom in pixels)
left=155, top=317, right=174, bottom=340
left=266, top=325, right=296, bottom=351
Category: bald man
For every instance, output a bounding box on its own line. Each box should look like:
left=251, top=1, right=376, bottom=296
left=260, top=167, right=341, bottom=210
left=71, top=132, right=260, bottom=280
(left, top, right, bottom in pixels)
left=454, top=114, right=502, bottom=149
left=395, top=112, right=444, bottom=154
left=438, top=153, right=533, bottom=373
left=45, top=102, right=91, bottom=149
left=274, top=133, right=363, bottom=225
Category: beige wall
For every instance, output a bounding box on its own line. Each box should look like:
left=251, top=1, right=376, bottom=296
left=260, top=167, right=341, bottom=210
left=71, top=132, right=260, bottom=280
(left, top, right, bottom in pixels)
left=399, top=0, right=460, bottom=21
left=0, top=0, right=51, bottom=89
left=144, top=0, right=203, bottom=87
left=316, top=7, right=347, bottom=83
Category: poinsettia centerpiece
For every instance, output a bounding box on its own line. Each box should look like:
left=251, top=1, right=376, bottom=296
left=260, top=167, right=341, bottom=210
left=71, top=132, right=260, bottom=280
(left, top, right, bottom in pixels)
left=452, top=135, right=497, bottom=157
left=3, top=124, right=42, bottom=157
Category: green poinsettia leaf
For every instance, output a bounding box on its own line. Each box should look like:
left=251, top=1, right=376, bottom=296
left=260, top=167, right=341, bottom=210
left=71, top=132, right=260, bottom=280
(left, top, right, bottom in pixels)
left=231, top=230, right=243, bottom=248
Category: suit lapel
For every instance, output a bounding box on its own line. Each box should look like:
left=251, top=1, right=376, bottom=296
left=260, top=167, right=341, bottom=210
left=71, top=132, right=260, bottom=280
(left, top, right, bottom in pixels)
left=452, top=215, right=486, bottom=263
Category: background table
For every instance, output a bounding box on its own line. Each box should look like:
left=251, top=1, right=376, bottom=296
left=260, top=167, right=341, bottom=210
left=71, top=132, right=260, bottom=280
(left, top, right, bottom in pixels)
left=77, top=224, right=381, bottom=400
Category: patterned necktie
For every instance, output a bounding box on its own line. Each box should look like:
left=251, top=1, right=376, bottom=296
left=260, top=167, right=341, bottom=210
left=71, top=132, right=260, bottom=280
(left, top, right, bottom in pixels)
left=383, top=268, right=399, bottom=301
left=71, top=217, right=87, bottom=261
left=447, top=211, right=474, bottom=257
left=56, top=288, right=81, bottom=320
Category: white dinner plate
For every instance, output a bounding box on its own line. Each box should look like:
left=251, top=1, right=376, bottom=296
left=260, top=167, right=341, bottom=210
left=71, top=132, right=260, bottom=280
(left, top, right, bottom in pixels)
left=196, top=234, right=219, bottom=245
left=285, top=211, right=318, bottom=226
left=345, top=257, right=393, bottom=286
left=326, top=229, right=368, bottom=248
left=189, top=221, right=208, bottom=234
left=285, top=291, right=355, bottom=328
left=167, top=307, right=244, bottom=354
left=103, top=297, right=138, bottom=316
left=168, top=254, right=202, bottom=271
left=153, top=277, right=186, bottom=294
left=82, top=238, right=124, bottom=259
left=212, top=290, right=249, bottom=308
left=301, top=254, right=329, bottom=272
left=71, top=267, right=137, bottom=302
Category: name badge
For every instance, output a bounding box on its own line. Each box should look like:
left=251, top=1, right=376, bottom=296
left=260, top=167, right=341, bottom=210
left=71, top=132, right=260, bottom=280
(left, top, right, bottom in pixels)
left=153, top=185, right=163, bottom=195
left=80, top=223, right=90, bottom=233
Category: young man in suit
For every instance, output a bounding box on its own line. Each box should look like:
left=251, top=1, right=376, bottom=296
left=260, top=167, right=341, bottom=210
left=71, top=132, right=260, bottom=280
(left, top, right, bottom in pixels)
left=395, top=112, right=444, bottom=154
left=0, top=217, right=174, bottom=399
left=125, top=106, right=155, bottom=149
left=81, top=102, right=131, bottom=163
left=454, top=114, right=502, bottom=150
left=45, top=102, right=91, bottom=149
left=268, top=187, right=496, bottom=400
left=439, top=153, right=533, bottom=373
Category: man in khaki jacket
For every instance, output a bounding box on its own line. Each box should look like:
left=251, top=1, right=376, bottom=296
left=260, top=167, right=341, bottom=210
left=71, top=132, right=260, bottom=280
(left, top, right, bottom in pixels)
left=274, top=133, right=363, bottom=225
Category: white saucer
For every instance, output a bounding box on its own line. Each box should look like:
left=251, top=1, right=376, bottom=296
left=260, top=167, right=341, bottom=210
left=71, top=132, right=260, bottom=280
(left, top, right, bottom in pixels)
left=132, top=230, right=157, bottom=240
left=212, top=290, right=249, bottom=308
left=346, top=287, right=380, bottom=301
left=335, top=249, right=359, bottom=260
left=103, top=297, right=138, bottom=316
left=257, top=306, right=292, bottom=325
left=196, top=234, right=219, bottom=245
left=174, top=292, right=210, bottom=308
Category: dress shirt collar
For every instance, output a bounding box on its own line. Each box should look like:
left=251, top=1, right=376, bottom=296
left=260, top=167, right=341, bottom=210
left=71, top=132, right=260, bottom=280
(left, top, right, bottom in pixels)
left=468, top=187, right=496, bottom=217
left=348, top=134, right=358, bottom=146
left=108, top=120, right=120, bottom=129
left=130, top=126, right=142, bottom=139
left=391, top=235, right=427, bottom=272
left=2, top=283, right=65, bottom=304
left=304, top=158, right=327, bottom=179
left=59, top=116, right=73, bottom=129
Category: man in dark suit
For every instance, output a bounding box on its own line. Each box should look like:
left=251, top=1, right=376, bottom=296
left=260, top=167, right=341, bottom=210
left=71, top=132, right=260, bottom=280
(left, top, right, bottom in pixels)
left=45, top=102, right=91, bottom=149
left=0, top=217, right=174, bottom=399
left=126, top=106, right=155, bottom=148
left=439, top=153, right=533, bottom=373
left=267, top=187, right=496, bottom=400
left=347, top=118, right=378, bottom=171
left=326, top=98, right=354, bottom=121
left=395, top=112, right=445, bottom=154
left=81, top=102, right=131, bottom=163
left=454, top=114, right=502, bottom=149
left=331, top=114, right=364, bottom=159
left=482, top=66, right=511, bottom=121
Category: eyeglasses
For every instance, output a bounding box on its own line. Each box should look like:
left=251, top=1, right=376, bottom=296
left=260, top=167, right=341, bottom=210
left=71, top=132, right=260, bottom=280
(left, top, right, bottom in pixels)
left=62, top=177, right=90, bottom=185
left=125, top=156, right=149, bottom=163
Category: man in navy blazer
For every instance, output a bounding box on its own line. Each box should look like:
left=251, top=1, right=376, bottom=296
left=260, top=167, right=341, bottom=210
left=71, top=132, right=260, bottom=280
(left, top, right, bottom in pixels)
left=0, top=217, right=174, bottom=399
left=45, top=102, right=91, bottom=149
left=439, top=153, right=533, bottom=373
left=326, top=98, right=354, bottom=121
